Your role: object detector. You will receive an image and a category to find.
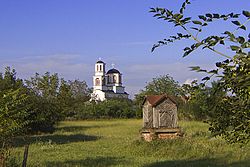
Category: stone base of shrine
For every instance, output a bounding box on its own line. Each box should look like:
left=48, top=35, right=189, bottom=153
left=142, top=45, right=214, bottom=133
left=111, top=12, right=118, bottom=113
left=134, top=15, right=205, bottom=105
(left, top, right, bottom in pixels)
left=140, top=128, right=183, bottom=142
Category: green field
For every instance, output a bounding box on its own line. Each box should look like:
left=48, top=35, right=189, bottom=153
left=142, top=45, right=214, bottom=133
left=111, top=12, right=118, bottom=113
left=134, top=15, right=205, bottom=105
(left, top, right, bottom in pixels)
left=12, top=119, right=250, bottom=167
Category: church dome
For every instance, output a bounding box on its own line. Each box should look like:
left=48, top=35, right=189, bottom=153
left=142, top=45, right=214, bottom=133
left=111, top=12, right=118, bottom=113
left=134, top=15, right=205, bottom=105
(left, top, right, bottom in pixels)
left=107, top=68, right=120, bottom=74
left=96, top=60, right=104, bottom=64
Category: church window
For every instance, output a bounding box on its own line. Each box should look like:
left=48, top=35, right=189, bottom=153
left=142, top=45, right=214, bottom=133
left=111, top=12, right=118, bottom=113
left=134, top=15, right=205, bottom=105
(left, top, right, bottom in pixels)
left=97, top=65, right=99, bottom=71
left=102, top=77, right=105, bottom=85
left=113, top=75, right=117, bottom=83
left=95, top=78, right=100, bottom=86
left=100, top=65, right=102, bottom=71
left=108, top=75, right=112, bottom=83
left=119, top=75, right=122, bottom=83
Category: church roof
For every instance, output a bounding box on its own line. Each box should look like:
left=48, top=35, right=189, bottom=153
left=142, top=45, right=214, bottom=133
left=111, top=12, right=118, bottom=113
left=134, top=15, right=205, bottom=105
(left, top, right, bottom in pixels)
left=102, top=90, right=128, bottom=95
left=96, top=60, right=104, bottom=64
left=142, top=95, right=177, bottom=107
left=107, top=68, right=120, bottom=74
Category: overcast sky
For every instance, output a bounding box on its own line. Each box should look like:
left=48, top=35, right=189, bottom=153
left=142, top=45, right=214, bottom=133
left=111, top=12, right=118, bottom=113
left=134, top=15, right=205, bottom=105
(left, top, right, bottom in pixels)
left=0, top=0, right=248, bottom=98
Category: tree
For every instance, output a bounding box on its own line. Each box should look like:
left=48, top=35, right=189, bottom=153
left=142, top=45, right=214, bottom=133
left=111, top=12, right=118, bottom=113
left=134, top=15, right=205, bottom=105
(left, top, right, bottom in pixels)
left=25, top=72, right=62, bottom=133
left=180, top=81, right=226, bottom=120
left=73, top=98, right=138, bottom=119
left=68, top=79, right=91, bottom=101
left=144, top=74, right=183, bottom=96
left=0, top=67, right=24, bottom=91
left=150, top=1, right=250, bottom=143
left=134, top=75, right=184, bottom=113
left=0, top=67, right=30, bottom=166
left=57, top=79, right=74, bottom=118
left=25, top=72, right=59, bottom=98
left=58, top=79, right=91, bottom=119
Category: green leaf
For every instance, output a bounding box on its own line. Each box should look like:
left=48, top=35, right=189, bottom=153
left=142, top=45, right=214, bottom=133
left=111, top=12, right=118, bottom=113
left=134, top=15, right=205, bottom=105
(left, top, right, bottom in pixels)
left=192, top=20, right=202, bottom=25
left=242, top=10, right=250, bottom=18
left=182, top=17, right=191, bottom=22
left=180, top=8, right=184, bottom=14
left=223, top=31, right=231, bottom=35
left=241, top=42, right=249, bottom=48
left=230, top=45, right=240, bottom=51
left=198, top=15, right=206, bottom=21
left=166, top=10, right=173, bottom=16
left=177, top=14, right=183, bottom=20
left=239, top=25, right=246, bottom=30
left=173, top=14, right=181, bottom=19
left=219, top=40, right=225, bottom=45
left=207, top=18, right=212, bottom=22
left=233, top=14, right=240, bottom=18
left=205, top=13, right=212, bottom=18
left=208, top=70, right=218, bottom=74
left=182, top=2, right=186, bottom=8
left=232, top=21, right=241, bottom=26
left=237, top=36, right=245, bottom=44
left=151, top=44, right=159, bottom=52
left=149, top=8, right=156, bottom=13
left=183, top=50, right=193, bottom=57
left=213, top=14, right=220, bottom=18
left=191, top=27, right=199, bottom=31
left=190, top=66, right=200, bottom=71
left=216, top=62, right=222, bottom=67
left=202, top=23, right=208, bottom=26
left=160, top=8, right=166, bottom=15
left=202, top=77, right=210, bottom=81
left=184, top=47, right=190, bottom=51
left=153, top=13, right=161, bottom=17
left=223, top=59, right=230, bottom=64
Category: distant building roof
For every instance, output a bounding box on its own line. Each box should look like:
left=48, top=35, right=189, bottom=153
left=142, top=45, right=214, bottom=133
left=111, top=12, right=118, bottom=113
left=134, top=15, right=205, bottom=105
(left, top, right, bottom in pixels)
left=107, top=68, right=120, bottom=74
left=96, top=60, right=105, bottom=64
left=142, top=95, right=177, bottom=107
left=102, top=90, right=128, bottom=95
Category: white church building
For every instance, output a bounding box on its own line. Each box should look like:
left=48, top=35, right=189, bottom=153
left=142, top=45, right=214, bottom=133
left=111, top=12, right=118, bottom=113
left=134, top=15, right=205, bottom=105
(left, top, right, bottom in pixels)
left=91, top=60, right=129, bottom=101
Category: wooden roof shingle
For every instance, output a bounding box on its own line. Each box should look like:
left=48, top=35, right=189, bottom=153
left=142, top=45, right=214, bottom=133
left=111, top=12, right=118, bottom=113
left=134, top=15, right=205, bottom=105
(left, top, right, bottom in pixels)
left=142, top=95, right=177, bottom=107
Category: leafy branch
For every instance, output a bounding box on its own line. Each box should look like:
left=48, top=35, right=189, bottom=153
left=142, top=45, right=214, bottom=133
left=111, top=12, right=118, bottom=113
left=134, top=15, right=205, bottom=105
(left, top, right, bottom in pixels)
left=150, top=1, right=250, bottom=60
left=150, top=0, right=250, bottom=144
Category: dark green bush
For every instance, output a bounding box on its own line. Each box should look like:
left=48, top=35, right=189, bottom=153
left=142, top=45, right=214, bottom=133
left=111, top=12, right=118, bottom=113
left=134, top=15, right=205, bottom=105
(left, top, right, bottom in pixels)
left=71, top=99, right=140, bottom=120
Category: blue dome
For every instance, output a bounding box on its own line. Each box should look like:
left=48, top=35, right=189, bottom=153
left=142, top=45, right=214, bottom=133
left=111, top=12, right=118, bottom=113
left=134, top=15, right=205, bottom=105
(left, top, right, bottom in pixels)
left=96, top=60, right=104, bottom=64
left=107, top=68, right=120, bottom=74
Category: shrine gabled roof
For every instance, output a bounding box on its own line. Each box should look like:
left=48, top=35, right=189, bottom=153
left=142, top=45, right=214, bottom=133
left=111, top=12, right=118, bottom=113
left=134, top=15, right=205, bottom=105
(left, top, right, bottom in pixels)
left=142, top=95, right=177, bottom=107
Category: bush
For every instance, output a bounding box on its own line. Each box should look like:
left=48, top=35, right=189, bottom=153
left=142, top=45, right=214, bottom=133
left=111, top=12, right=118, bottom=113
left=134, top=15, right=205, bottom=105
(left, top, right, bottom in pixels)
left=26, top=96, right=62, bottom=133
left=70, top=99, right=140, bottom=120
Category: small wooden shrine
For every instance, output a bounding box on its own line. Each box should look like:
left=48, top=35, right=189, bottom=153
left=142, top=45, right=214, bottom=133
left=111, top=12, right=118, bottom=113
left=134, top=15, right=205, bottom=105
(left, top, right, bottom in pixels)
left=140, top=95, right=182, bottom=141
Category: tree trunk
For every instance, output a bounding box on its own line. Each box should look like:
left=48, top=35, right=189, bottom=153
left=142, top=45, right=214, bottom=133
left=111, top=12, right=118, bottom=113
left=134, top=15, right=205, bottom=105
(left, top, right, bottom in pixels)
left=22, top=145, right=29, bottom=167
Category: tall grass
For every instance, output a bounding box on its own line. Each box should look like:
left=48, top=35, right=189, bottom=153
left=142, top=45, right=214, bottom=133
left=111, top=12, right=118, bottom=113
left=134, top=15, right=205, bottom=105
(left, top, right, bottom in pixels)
left=11, top=119, right=250, bottom=167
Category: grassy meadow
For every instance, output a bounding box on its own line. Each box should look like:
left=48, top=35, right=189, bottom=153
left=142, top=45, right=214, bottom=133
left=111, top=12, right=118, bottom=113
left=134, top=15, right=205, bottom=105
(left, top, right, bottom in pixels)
left=11, top=119, right=250, bottom=167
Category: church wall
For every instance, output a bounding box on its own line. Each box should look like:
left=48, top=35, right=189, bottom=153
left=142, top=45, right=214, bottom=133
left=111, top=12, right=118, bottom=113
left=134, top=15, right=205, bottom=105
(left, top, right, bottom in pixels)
left=91, top=90, right=106, bottom=101
left=113, top=86, right=125, bottom=94
left=106, top=93, right=128, bottom=99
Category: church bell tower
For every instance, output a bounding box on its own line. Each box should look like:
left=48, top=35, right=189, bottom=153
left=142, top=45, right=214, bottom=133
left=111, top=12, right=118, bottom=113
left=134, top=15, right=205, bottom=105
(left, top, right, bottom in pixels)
left=93, top=60, right=107, bottom=90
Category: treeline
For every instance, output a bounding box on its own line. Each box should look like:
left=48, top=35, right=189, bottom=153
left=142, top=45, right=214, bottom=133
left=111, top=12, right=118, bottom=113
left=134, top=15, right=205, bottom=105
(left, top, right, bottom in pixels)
left=72, top=99, right=141, bottom=120
left=0, top=67, right=141, bottom=135
left=134, top=74, right=225, bottom=121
